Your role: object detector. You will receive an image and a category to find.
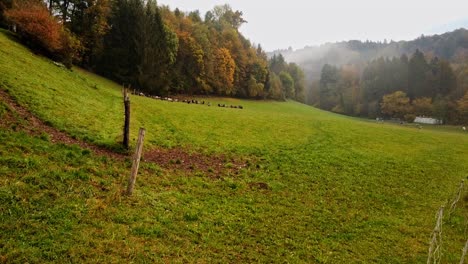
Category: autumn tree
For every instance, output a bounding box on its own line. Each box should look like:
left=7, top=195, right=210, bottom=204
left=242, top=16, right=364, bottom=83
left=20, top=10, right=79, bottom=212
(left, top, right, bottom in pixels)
left=5, top=0, right=63, bottom=53
left=412, top=97, right=433, bottom=116
left=212, top=47, right=235, bottom=95
left=5, top=0, right=80, bottom=67
left=380, top=91, right=411, bottom=118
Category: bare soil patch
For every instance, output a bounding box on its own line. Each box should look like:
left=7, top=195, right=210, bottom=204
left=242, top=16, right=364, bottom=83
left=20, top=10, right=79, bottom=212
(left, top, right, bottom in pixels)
left=143, top=148, right=247, bottom=177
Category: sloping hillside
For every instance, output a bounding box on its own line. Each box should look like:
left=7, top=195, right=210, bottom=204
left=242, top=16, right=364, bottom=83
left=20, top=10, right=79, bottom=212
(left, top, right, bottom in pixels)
left=1, top=29, right=468, bottom=263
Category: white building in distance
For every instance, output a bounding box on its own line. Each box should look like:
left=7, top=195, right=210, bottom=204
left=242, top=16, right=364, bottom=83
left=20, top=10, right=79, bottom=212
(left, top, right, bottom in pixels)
left=414, top=117, right=443, bottom=125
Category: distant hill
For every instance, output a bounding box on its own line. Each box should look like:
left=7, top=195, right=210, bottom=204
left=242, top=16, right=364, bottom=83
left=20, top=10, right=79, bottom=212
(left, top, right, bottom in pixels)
left=271, top=28, right=468, bottom=81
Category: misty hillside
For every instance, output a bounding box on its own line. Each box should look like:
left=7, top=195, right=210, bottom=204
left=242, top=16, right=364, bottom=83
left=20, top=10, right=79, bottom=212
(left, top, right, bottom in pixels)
left=273, top=28, right=468, bottom=81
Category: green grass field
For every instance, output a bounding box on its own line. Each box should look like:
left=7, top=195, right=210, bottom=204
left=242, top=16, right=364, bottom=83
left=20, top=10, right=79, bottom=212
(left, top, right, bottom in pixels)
left=1, top=29, right=468, bottom=263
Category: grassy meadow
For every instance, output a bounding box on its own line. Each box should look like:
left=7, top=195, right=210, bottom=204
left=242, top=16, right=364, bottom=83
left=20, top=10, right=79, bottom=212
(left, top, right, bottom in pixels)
left=1, top=29, right=468, bottom=263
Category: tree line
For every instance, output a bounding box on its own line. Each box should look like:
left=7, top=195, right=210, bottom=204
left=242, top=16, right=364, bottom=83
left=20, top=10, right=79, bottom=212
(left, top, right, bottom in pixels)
left=315, top=49, right=468, bottom=124
left=0, top=0, right=305, bottom=100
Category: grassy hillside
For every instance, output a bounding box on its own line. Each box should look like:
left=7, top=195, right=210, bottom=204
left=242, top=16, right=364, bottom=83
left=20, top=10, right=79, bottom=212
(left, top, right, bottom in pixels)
left=1, top=29, right=468, bottom=263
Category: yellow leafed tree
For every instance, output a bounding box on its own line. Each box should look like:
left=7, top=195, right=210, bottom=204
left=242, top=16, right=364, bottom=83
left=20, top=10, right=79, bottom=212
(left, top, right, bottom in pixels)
left=213, top=48, right=235, bottom=95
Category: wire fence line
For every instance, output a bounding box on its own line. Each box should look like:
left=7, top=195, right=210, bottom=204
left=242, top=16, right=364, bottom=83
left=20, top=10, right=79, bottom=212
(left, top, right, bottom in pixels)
left=427, top=179, right=467, bottom=264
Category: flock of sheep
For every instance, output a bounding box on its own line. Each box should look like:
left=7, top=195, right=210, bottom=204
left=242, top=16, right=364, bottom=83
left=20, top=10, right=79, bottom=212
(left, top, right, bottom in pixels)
left=132, top=91, right=244, bottom=110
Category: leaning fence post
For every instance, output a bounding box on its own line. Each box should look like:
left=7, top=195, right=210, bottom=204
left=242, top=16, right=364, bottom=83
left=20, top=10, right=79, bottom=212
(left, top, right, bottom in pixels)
left=126, top=128, right=145, bottom=196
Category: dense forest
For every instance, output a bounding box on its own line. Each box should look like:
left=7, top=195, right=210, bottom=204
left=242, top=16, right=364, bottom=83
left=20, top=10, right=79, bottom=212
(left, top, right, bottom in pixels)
left=0, top=0, right=305, bottom=100
left=272, top=30, right=468, bottom=124
left=316, top=49, right=468, bottom=124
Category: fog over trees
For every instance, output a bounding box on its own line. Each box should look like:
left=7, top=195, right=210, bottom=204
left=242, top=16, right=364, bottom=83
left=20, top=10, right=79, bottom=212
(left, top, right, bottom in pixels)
left=273, top=29, right=468, bottom=124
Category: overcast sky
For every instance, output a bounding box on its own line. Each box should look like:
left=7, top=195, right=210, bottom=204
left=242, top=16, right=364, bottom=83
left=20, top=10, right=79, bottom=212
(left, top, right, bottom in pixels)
left=157, top=0, right=468, bottom=51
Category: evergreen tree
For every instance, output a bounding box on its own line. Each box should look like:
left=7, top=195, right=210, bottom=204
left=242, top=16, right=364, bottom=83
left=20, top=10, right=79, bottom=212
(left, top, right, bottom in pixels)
left=408, top=49, right=430, bottom=99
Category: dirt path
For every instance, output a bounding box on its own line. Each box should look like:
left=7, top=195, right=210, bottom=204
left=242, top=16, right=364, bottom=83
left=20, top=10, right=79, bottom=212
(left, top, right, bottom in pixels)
left=0, top=89, right=125, bottom=160
left=0, top=89, right=246, bottom=176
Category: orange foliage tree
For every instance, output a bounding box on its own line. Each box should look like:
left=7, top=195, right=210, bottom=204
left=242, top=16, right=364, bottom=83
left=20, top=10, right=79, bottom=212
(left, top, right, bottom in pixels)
left=5, top=0, right=63, bottom=53
left=5, top=0, right=82, bottom=67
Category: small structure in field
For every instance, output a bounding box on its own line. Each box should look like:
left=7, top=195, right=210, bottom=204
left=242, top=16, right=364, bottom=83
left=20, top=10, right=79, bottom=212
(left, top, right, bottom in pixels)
left=414, top=116, right=443, bottom=125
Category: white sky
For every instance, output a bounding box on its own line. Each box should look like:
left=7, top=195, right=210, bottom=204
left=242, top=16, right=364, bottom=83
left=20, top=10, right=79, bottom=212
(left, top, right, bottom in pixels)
left=157, top=0, right=468, bottom=51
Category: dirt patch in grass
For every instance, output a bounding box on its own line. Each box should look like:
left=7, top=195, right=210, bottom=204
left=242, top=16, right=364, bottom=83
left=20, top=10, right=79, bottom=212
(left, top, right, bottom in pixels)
left=143, top=148, right=247, bottom=177
left=0, top=105, right=18, bottom=129
left=0, top=88, right=126, bottom=160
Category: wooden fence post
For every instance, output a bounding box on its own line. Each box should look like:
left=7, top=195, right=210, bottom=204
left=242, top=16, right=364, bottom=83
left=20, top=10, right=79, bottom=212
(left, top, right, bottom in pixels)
left=123, top=85, right=130, bottom=150
left=127, top=128, right=145, bottom=196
